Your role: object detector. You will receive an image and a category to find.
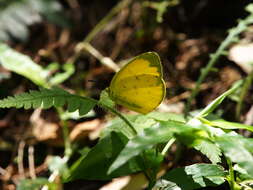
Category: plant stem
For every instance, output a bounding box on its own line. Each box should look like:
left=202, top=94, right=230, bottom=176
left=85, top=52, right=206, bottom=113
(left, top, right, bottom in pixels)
left=61, top=119, right=72, bottom=157
left=236, top=70, right=253, bottom=121
left=227, top=158, right=236, bottom=190
left=161, top=138, right=175, bottom=156
left=97, top=101, right=138, bottom=135
left=57, top=107, right=72, bottom=157
left=226, top=158, right=242, bottom=190
left=185, top=8, right=253, bottom=116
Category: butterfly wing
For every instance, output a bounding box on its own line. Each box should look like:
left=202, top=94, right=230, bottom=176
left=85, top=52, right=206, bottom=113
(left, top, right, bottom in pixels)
left=109, top=52, right=166, bottom=114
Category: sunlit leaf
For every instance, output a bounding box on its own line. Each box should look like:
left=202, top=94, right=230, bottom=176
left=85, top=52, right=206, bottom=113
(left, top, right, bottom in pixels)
left=215, top=133, right=253, bottom=177
left=0, top=43, right=49, bottom=86
left=157, top=164, right=226, bottom=190
left=108, top=120, right=203, bottom=174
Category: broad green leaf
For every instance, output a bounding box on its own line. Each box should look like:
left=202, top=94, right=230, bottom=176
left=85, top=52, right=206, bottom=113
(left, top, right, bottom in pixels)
left=173, top=126, right=222, bottom=164
left=101, top=114, right=157, bottom=139
left=159, top=164, right=226, bottom=190
left=215, top=134, right=253, bottom=177
left=65, top=132, right=141, bottom=181
left=194, top=140, right=222, bottom=164
left=101, top=112, right=185, bottom=140
left=108, top=120, right=202, bottom=174
left=0, top=43, right=49, bottom=86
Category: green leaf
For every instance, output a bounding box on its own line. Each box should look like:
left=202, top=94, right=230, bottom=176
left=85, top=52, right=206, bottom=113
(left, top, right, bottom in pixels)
left=147, top=112, right=186, bottom=123
left=48, top=63, right=75, bottom=85
left=0, top=0, right=68, bottom=42
left=153, top=180, right=181, bottom=190
left=0, top=43, right=49, bottom=86
left=65, top=132, right=142, bottom=181
left=0, top=87, right=96, bottom=115
left=194, top=140, right=222, bottom=164
left=101, top=114, right=157, bottom=139
left=215, top=134, right=253, bottom=177
left=17, top=178, right=56, bottom=190
left=209, top=119, right=253, bottom=132
left=158, top=164, right=226, bottom=190
left=173, top=126, right=222, bottom=164
left=108, top=120, right=202, bottom=174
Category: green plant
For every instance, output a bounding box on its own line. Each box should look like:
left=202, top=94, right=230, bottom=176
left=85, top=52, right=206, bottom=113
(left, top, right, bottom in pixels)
left=0, top=0, right=68, bottom=42
left=1, top=46, right=253, bottom=190
left=143, top=0, right=179, bottom=23
left=1, top=2, right=253, bottom=189
left=185, top=4, right=253, bottom=116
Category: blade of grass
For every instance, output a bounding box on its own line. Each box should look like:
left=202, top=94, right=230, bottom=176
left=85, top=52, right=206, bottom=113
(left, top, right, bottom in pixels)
left=185, top=4, right=253, bottom=116
left=189, top=80, right=243, bottom=123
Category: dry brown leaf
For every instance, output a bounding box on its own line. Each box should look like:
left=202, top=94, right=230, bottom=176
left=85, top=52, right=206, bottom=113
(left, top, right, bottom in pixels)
left=30, top=109, right=62, bottom=145
left=70, top=119, right=101, bottom=141
left=229, top=43, right=253, bottom=73
left=33, top=122, right=59, bottom=142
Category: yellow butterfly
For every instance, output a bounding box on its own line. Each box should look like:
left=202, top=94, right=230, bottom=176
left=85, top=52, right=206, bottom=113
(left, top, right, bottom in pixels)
left=109, top=52, right=166, bottom=114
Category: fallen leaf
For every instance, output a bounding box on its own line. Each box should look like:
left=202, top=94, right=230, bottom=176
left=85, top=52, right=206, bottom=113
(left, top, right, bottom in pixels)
left=229, top=43, right=253, bottom=73
left=70, top=119, right=101, bottom=141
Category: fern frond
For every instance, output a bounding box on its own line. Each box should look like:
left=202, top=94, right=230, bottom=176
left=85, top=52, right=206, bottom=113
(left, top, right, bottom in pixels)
left=0, top=88, right=97, bottom=115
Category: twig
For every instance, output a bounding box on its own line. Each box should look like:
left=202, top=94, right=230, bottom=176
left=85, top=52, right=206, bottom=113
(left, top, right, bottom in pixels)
left=67, top=0, right=132, bottom=69
left=185, top=5, right=253, bottom=115
left=28, top=145, right=36, bottom=179
left=76, top=42, right=120, bottom=72
left=17, top=140, right=25, bottom=179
